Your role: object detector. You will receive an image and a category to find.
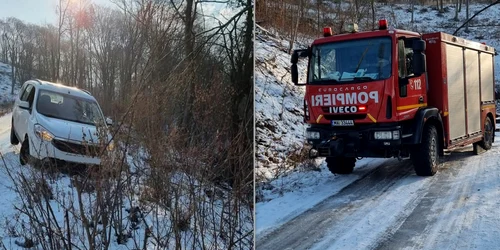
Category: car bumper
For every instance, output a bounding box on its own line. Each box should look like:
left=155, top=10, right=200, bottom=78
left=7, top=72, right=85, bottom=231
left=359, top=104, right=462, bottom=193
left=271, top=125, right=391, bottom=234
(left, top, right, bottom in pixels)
left=29, top=136, right=101, bottom=165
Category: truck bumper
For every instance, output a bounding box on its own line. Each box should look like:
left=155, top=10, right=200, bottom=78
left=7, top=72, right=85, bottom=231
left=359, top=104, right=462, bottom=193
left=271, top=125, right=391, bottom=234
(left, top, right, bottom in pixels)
left=307, top=125, right=406, bottom=158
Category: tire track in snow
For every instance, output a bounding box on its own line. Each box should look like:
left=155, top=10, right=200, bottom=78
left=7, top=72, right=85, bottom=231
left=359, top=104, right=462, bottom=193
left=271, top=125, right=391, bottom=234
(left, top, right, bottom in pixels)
left=256, top=159, right=421, bottom=250
left=374, top=145, right=500, bottom=250
left=256, top=158, right=387, bottom=237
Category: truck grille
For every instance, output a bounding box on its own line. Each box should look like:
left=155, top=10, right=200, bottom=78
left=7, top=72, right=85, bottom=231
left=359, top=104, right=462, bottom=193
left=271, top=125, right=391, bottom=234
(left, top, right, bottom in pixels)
left=318, top=147, right=330, bottom=156
left=52, top=139, right=103, bottom=157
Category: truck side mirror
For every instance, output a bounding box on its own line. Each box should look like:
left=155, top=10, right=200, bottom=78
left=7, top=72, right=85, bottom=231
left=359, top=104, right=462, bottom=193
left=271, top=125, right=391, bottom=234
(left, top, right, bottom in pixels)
left=412, top=39, right=426, bottom=76
left=291, top=64, right=299, bottom=85
left=291, top=51, right=299, bottom=64
left=290, top=49, right=309, bottom=86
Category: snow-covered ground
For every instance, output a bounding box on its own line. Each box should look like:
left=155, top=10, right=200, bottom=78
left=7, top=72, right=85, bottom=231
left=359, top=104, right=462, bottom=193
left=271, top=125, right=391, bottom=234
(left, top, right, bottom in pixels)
left=0, top=62, right=19, bottom=105
left=255, top=2, right=500, bottom=249
left=0, top=110, right=252, bottom=249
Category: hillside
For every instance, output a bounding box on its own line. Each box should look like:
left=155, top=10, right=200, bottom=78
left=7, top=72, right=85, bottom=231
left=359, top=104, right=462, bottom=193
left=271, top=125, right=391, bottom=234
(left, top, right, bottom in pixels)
left=0, top=62, right=19, bottom=106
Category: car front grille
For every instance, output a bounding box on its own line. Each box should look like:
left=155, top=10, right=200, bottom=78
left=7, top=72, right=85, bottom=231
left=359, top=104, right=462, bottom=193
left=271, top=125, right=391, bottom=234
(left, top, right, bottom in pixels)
left=52, top=139, right=103, bottom=157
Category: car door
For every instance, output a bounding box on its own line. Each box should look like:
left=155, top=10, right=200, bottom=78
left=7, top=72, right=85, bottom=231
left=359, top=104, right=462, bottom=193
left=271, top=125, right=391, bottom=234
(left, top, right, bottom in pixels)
left=14, top=84, right=35, bottom=141
left=13, top=83, right=28, bottom=137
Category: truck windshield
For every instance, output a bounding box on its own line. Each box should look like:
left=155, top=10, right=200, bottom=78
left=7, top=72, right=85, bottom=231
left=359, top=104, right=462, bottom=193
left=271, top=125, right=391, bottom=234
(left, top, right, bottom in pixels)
left=36, top=90, right=105, bottom=126
left=308, top=37, right=392, bottom=84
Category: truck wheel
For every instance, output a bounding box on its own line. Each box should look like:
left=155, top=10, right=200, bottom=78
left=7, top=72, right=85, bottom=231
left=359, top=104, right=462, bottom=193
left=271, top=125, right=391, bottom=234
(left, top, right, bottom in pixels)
left=20, top=139, right=29, bottom=166
left=10, top=124, right=19, bottom=145
left=478, top=116, right=494, bottom=150
left=411, top=124, right=439, bottom=176
left=326, top=157, right=355, bottom=174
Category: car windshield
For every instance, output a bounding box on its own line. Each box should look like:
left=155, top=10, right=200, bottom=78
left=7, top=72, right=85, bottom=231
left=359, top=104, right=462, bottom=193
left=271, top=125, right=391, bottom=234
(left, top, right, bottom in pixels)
left=36, top=90, right=105, bottom=126
left=308, top=37, right=392, bottom=84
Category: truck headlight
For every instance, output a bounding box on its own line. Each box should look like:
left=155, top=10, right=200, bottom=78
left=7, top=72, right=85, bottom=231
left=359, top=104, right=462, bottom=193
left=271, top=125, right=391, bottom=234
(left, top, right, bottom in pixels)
left=392, top=130, right=400, bottom=140
left=306, top=131, right=320, bottom=140
left=374, top=130, right=400, bottom=140
left=34, top=124, right=54, bottom=141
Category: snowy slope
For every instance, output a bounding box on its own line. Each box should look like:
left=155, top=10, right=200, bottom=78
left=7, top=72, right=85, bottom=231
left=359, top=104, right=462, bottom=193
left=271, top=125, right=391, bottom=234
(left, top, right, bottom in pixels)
left=255, top=2, right=500, bottom=245
left=0, top=112, right=252, bottom=249
left=254, top=26, right=317, bottom=182
left=0, top=62, right=19, bottom=105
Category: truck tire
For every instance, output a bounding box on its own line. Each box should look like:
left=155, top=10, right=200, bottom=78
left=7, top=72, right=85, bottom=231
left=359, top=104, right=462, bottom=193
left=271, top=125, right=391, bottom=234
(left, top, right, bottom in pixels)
left=478, top=116, right=494, bottom=150
left=411, top=124, right=439, bottom=176
left=10, top=124, right=19, bottom=145
left=326, top=157, right=355, bottom=174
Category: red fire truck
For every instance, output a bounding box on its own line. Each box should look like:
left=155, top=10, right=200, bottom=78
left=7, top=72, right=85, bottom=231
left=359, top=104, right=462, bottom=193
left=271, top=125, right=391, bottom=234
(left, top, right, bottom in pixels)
left=291, top=20, right=497, bottom=176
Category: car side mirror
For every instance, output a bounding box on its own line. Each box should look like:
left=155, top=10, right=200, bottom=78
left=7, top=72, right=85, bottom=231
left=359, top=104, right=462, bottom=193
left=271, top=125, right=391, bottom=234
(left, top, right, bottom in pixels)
left=106, top=117, right=113, bottom=126
left=18, top=101, right=30, bottom=110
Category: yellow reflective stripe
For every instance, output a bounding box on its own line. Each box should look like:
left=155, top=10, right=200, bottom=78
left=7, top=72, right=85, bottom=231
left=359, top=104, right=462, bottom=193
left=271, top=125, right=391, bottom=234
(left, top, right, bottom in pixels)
left=482, top=104, right=496, bottom=110
left=397, top=103, right=427, bottom=111
left=367, top=113, right=377, bottom=123
left=316, top=114, right=323, bottom=123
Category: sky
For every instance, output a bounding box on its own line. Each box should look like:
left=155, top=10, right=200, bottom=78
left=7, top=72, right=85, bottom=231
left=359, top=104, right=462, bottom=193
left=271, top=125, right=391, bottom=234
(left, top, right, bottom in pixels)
left=0, top=0, right=114, bottom=25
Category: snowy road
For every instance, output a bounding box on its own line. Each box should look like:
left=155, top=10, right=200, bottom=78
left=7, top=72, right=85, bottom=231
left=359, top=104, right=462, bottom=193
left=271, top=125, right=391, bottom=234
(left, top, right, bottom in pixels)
left=256, top=135, right=500, bottom=250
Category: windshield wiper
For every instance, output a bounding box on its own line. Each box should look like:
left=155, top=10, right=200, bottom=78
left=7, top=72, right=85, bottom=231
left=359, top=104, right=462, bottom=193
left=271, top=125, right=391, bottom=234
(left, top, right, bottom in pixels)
left=41, top=113, right=60, bottom=119
left=354, top=44, right=372, bottom=73
left=352, top=76, right=375, bottom=82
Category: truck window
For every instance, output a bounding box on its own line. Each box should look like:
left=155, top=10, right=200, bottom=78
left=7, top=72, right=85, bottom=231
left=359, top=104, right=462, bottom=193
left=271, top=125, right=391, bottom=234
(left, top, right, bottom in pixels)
left=397, top=39, right=414, bottom=78
left=308, top=37, right=392, bottom=84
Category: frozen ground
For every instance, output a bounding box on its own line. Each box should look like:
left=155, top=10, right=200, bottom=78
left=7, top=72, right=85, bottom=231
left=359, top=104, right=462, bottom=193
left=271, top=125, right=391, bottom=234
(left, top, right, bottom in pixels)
left=257, top=140, right=500, bottom=249
left=0, top=111, right=252, bottom=249
left=0, top=62, right=19, bottom=105
left=255, top=2, right=500, bottom=249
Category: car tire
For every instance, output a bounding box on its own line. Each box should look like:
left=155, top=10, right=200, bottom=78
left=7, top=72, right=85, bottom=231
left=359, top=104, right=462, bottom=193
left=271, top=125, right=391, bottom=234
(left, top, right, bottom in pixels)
left=326, top=157, right=355, bottom=174
left=411, top=124, right=439, bottom=176
left=10, top=123, right=19, bottom=145
left=20, top=138, right=29, bottom=166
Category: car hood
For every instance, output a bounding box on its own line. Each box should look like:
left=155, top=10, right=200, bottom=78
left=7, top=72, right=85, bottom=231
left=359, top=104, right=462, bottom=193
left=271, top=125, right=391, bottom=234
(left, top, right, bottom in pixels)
left=36, top=114, right=108, bottom=144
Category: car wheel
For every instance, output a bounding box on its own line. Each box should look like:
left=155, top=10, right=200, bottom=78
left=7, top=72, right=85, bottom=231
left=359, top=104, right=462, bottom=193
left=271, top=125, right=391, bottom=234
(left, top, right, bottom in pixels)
left=20, top=138, right=29, bottom=165
left=10, top=123, right=19, bottom=145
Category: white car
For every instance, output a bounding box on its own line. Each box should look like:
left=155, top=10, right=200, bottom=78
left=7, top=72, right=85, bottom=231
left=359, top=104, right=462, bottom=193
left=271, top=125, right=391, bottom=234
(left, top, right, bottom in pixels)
left=10, top=79, right=113, bottom=166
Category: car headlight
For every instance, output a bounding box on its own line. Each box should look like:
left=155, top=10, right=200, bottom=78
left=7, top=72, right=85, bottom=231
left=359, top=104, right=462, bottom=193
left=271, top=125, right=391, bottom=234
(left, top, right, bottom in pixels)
left=107, top=141, right=115, bottom=151
left=306, top=131, right=320, bottom=140
left=34, top=124, right=54, bottom=141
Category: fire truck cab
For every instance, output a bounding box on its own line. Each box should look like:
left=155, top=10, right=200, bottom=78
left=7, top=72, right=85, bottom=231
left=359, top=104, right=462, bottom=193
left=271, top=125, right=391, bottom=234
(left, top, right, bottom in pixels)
left=291, top=20, right=496, bottom=176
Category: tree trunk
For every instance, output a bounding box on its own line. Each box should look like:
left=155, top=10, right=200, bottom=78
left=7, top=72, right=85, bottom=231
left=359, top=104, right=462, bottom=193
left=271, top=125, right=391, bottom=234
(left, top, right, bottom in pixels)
left=371, top=0, right=376, bottom=29
left=465, top=0, right=470, bottom=32
left=10, top=51, right=15, bottom=94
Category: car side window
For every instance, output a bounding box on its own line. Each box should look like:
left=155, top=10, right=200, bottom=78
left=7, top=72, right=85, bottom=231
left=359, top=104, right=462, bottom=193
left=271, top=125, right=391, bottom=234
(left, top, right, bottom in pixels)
left=18, top=85, right=27, bottom=100
left=20, top=85, right=33, bottom=102
left=26, top=87, right=35, bottom=107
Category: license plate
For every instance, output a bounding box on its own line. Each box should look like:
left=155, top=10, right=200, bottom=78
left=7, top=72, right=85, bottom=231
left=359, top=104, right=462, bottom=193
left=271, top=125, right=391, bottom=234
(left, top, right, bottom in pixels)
left=331, top=120, right=354, bottom=126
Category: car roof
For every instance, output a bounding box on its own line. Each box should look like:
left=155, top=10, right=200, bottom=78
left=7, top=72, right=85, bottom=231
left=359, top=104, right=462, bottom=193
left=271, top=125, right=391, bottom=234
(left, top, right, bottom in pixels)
left=26, top=79, right=96, bottom=101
